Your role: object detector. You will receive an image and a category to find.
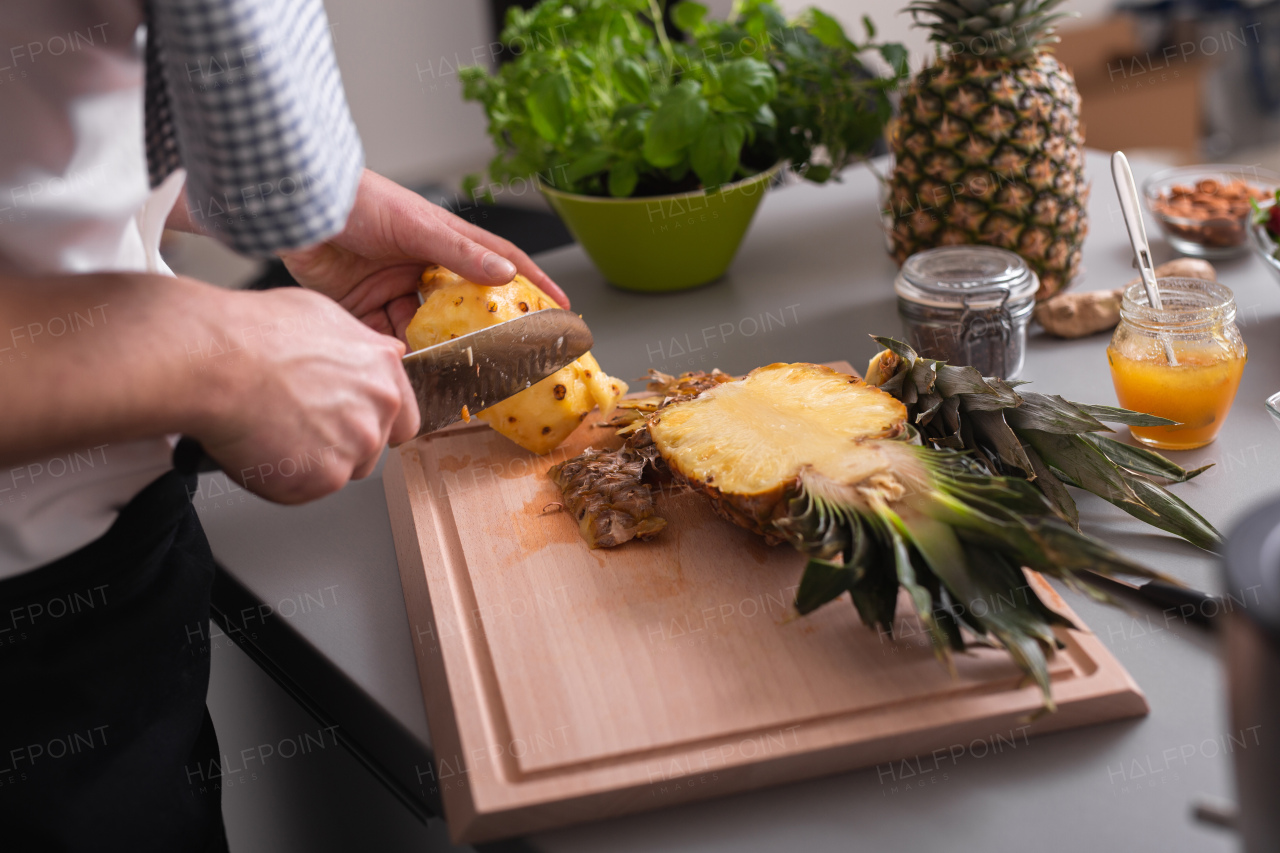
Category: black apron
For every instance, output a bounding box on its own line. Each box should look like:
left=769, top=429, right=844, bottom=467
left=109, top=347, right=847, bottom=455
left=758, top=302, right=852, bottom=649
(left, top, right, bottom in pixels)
left=0, top=469, right=228, bottom=852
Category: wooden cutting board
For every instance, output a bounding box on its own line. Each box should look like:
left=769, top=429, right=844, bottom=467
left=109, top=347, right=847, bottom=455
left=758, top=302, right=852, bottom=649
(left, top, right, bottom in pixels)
left=384, top=361, right=1147, bottom=843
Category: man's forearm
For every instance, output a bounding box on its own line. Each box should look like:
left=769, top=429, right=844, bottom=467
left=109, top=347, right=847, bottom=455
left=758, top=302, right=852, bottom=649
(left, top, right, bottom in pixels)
left=0, top=272, right=231, bottom=467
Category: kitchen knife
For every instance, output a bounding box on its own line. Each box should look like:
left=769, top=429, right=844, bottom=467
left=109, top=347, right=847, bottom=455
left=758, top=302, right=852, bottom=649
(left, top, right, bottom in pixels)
left=401, top=307, right=592, bottom=436
left=1084, top=572, right=1220, bottom=630
left=174, top=308, right=593, bottom=474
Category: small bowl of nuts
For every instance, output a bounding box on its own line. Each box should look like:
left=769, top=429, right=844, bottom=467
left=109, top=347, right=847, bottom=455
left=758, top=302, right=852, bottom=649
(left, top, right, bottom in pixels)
left=1142, top=164, right=1278, bottom=259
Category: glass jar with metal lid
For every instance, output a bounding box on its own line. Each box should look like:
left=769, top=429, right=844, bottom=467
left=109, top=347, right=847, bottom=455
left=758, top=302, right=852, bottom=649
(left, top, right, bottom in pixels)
left=894, top=246, right=1039, bottom=379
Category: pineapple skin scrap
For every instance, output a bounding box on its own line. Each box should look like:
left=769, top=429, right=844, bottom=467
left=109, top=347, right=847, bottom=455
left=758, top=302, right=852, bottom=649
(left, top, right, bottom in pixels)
left=405, top=265, right=627, bottom=454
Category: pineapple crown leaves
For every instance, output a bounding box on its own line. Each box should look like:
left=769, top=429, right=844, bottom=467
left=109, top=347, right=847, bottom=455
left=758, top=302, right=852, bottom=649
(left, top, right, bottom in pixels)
left=789, top=442, right=1172, bottom=708
left=866, top=336, right=1222, bottom=552
left=903, top=0, right=1077, bottom=63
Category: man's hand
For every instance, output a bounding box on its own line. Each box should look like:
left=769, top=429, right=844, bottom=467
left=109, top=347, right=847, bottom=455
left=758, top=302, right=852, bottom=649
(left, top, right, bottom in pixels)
left=277, top=170, right=570, bottom=341
left=0, top=274, right=419, bottom=505
left=192, top=286, right=420, bottom=502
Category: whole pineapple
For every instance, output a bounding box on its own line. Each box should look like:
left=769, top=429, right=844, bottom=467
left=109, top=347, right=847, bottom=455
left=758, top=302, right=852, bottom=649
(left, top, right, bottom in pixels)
left=886, top=0, right=1087, bottom=299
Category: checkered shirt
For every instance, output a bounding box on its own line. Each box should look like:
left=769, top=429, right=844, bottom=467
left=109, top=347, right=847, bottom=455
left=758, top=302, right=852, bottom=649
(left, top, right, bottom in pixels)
left=144, top=0, right=364, bottom=256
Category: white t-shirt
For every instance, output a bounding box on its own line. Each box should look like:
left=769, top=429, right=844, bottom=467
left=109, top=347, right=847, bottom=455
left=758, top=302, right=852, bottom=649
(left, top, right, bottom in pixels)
left=0, top=1, right=185, bottom=579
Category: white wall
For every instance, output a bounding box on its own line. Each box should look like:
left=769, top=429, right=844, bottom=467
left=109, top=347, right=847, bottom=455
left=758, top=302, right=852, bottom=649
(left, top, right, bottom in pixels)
left=321, top=0, right=494, bottom=184
left=774, top=0, right=1116, bottom=71
left=314, top=0, right=1122, bottom=186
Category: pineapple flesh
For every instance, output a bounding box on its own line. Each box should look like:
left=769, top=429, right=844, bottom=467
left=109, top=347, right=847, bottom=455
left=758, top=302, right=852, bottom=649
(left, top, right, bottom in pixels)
left=406, top=265, right=627, bottom=454
left=887, top=0, right=1087, bottom=299
left=650, top=364, right=912, bottom=535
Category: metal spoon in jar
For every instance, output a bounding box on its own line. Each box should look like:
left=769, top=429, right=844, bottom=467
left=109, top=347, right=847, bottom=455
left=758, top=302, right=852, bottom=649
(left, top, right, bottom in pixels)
left=1111, top=151, right=1179, bottom=366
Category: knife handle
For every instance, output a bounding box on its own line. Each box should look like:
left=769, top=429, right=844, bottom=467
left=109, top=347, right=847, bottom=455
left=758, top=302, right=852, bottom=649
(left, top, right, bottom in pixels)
left=1085, top=572, right=1219, bottom=630
left=173, top=436, right=220, bottom=475
left=1132, top=580, right=1220, bottom=629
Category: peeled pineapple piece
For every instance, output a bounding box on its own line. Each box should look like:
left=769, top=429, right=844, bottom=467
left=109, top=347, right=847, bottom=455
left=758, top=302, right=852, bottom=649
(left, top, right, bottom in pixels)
left=405, top=265, right=627, bottom=454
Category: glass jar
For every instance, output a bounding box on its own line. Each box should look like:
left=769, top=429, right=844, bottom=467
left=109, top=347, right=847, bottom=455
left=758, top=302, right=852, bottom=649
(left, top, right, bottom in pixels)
left=894, top=246, right=1039, bottom=379
left=1107, top=277, right=1247, bottom=450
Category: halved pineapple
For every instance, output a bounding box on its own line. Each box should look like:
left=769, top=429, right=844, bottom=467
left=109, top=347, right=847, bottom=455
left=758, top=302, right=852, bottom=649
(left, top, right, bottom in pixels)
left=406, top=265, right=627, bottom=454
left=549, top=361, right=1173, bottom=708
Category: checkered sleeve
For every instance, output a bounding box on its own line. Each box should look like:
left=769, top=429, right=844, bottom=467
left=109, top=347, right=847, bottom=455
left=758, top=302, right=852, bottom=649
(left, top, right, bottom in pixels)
left=145, top=0, right=364, bottom=256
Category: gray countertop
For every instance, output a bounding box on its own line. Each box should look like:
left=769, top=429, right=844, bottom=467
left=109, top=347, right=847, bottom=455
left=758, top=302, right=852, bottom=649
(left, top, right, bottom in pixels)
left=196, top=150, right=1277, bottom=852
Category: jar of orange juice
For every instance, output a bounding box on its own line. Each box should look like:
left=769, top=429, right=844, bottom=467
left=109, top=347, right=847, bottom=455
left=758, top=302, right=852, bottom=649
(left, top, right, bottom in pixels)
left=1107, top=276, right=1246, bottom=450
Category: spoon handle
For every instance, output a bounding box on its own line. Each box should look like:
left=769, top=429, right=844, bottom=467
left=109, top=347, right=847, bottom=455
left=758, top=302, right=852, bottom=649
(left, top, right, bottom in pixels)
left=1111, top=151, right=1179, bottom=365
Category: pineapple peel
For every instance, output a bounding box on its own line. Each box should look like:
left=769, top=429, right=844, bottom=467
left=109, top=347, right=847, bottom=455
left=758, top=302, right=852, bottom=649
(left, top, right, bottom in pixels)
left=406, top=265, right=627, bottom=454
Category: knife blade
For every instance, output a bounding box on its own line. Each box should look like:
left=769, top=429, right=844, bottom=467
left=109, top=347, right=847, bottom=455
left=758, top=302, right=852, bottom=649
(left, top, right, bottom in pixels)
left=174, top=308, right=593, bottom=474
left=403, top=308, right=592, bottom=437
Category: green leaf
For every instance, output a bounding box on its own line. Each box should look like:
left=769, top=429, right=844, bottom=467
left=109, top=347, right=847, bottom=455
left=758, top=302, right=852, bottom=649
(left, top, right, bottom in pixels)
left=847, top=553, right=900, bottom=636
left=879, top=43, right=910, bottom=77
left=613, top=106, right=651, bottom=149
left=568, top=52, right=596, bottom=76
left=795, top=558, right=853, bottom=615
left=1084, top=434, right=1213, bottom=483
left=607, top=160, right=639, bottom=197
left=936, top=470, right=1058, bottom=519
left=862, top=13, right=876, bottom=39
left=1075, top=403, right=1177, bottom=428
left=613, top=57, right=651, bottom=102
left=565, top=149, right=615, bottom=183
left=459, top=65, right=489, bottom=100
left=719, top=58, right=777, bottom=111
left=935, top=365, right=1020, bottom=410
left=1005, top=392, right=1111, bottom=434
left=1120, top=475, right=1223, bottom=552
left=882, top=510, right=951, bottom=658
left=672, top=1, right=709, bottom=34
left=690, top=115, right=746, bottom=188
left=1022, top=429, right=1219, bottom=551
left=1025, top=517, right=1169, bottom=582
left=1020, top=430, right=1139, bottom=507
left=1022, top=444, right=1078, bottom=527
left=871, top=335, right=919, bottom=365
left=753, top=102, right=776, bottom=127
left=807, top=9, right=854, bottom=50
left=895, top=509, right=1029, bottom=653
left=642, top=79, right=708, bottom=167
left=460, top=173, right=485, bottom=205
left=910, top=359, right=939, bottom=397
left=526, top=72, right=571, bottom=142
left=969, top=410, right=1035, bottom=476
left=698, top=60, right=722, bottom=95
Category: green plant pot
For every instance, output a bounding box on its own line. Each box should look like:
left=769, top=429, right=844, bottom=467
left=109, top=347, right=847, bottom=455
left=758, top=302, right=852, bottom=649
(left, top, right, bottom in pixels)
left=540, top=164, right=782, bottom=293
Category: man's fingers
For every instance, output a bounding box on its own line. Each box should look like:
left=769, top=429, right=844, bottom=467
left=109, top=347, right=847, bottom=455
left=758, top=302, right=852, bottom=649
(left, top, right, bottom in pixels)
left=375, top=171, right=570, bottom=307
left=391, top=207, right=518, bottom=287
left=434, top=208, right=571, bottom=308
left=387, top=349, right=421, bottom=447
left=351, top=452, right=381, bottom=481
left=386, top=294, right=421, bottom=343
left=358, top=309, right=394, bottom=337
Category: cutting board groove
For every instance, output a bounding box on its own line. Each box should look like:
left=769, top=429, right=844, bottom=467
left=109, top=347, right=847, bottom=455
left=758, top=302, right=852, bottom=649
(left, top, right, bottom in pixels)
left=385, top=361, right=1147, bottom=842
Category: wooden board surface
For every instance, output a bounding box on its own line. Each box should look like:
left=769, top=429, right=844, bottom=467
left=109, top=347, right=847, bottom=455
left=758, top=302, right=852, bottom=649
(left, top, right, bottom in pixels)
left=384, top=362, right=1148, bottom=842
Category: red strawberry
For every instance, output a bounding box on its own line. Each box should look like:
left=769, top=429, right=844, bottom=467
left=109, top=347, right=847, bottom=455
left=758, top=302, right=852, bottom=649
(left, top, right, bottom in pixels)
left=1269, top=202, right=1280, bottom=238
